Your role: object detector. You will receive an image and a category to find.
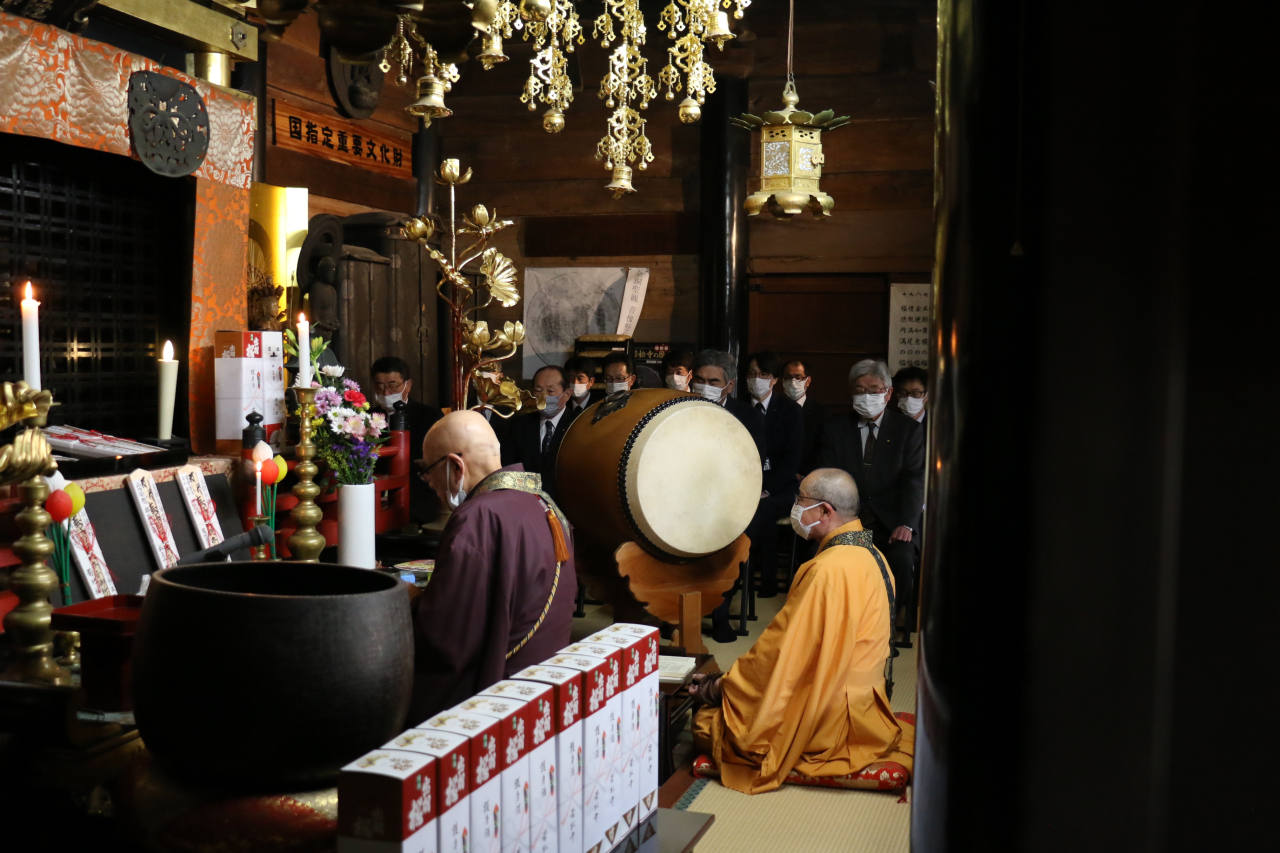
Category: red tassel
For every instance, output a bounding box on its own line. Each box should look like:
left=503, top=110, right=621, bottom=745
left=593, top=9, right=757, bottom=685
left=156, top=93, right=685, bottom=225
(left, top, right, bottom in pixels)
left=546, top=510, right=570, bottom=563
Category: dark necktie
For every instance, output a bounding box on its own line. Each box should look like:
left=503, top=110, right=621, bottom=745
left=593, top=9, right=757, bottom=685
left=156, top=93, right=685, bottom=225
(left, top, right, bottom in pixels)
left=863, top=420, right=877, bottom=465
left=542, top=419, right=554, bottom=457
left=755, top=402, right=764, bottom=414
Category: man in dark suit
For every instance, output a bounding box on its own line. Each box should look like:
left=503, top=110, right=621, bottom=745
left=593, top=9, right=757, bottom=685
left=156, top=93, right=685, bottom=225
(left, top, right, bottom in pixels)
left=691, top=349, right=768, bottom=642
left=370, top=356, right=444, bottom=524
left=818, top=358, right=925, bottom=634
left=564, top=355, right=601, bottom=419
left=743, top=351, right=805, bottom=598
left=782, top=358, right=826, bottom=478
left=500, top=365, right=573, bottom=502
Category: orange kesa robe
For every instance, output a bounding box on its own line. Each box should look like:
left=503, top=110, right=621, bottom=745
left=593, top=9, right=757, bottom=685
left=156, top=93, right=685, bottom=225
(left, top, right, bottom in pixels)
left=693, top=519, right=914, bottom=794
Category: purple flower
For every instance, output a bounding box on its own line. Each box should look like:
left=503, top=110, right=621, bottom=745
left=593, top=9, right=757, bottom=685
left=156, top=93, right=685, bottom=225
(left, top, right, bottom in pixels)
left=314, top=387, right=343, bottom=416
left=343, top=378, right=360, bottom=392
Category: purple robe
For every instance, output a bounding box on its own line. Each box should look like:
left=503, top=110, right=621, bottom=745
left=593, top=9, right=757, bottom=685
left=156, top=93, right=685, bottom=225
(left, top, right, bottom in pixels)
left=408, top=464, right=578, bottom=724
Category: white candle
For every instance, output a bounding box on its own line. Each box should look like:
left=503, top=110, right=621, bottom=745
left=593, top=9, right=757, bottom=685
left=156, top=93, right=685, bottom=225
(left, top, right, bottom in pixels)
left=157, top=340, right=179, bottom=441
left=296, top=312, right=311, bottom=387
left=255, top=460, right=263, bottom=516
left=20, top=282, right=40, bottom=390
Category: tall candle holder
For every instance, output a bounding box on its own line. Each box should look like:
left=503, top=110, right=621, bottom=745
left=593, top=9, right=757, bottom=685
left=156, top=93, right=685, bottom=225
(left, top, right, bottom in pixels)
left=248, top=515, right=272, bottom=561
left=287, top=386, right=325, bottom=562
left=0, top=385, right=68, bottom=684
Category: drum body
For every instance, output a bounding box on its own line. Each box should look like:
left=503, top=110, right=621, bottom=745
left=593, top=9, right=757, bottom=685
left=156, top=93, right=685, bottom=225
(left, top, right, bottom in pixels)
left=556, top=389, right=762, bottom=563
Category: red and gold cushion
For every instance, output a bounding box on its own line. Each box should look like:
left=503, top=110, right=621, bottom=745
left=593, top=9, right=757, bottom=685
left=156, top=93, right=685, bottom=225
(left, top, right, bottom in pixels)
left=692, top=711, right=915, bottom=791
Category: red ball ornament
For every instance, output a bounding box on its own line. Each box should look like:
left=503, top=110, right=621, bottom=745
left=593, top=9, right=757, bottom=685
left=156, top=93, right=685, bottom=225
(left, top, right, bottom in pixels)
left=46, top=489, right=73, bottom=523
left=260, top=459, right=280, bottom=486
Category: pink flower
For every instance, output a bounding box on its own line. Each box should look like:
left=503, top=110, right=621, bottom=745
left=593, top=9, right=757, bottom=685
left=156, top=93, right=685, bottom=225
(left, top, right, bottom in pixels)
left=369, top=413, right=387, bottom=431
left=343, top=415, right=366, bottom=439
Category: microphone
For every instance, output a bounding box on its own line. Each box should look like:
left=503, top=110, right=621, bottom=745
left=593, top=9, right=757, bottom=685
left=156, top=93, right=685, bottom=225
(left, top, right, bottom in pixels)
left=176, top=525, right=275, bottom=565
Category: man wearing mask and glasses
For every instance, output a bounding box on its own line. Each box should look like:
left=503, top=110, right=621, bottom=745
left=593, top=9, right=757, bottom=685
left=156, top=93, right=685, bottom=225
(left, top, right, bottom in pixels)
left=817, top=359, right=925, bottom=638
left=370, top=356, right=444, bottom=524
left=780, top=359, right=826, bottom=478
left=500, top=365, right=573, bottom=503
left=409, top=410, right=577, bottom=722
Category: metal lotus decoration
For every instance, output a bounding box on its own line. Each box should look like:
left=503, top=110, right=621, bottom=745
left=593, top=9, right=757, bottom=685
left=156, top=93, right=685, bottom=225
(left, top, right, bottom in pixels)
left=405, top=160, right=540, bottom=416
left=731, top=82, right=851, bottom=218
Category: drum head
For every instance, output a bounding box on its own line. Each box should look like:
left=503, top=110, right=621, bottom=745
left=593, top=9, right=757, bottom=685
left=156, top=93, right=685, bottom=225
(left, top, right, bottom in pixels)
left=623, top=400, right=763, bottom=559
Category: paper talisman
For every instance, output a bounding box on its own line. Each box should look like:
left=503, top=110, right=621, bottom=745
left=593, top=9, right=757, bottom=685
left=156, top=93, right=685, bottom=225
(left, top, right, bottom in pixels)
left=175, top=464, right=224, bottom=550
left=126, top=469, right=180, bottom=570
left=66, top=510, right=116, bottom=599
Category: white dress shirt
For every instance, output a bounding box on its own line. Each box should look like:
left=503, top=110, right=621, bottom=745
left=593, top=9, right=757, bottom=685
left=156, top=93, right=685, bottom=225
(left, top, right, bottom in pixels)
left=859, top=409, right=886, bottom=453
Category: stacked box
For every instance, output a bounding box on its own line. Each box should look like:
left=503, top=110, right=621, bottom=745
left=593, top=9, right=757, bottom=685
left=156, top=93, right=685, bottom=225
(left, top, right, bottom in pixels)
left=423, top=710, right=505, bottom=853
left=546, top=647, right=623, bottom=853
left=337, top=749, right=438, bottom=853
left=454, top=695, right=537, bottom=853
left=214, top=330, right=286, bottom=453
left=509, top=665, right=587, bottom=853
left=478, top=681, right=559, bottom=853
left=582, top=625, right=662, bottom=821
left=561, top=642, right=638, bottom=835
left=387, top=729, right=473, bottom=853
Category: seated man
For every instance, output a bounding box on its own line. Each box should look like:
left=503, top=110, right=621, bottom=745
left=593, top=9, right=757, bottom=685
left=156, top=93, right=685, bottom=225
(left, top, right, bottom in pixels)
left=501, top=365, right=573, bottom=502
left=564, top=354, right=599, bottom=418
left=370, top=356, right=444, bottom=524
left=690, top=468, right=914, bottom=794
left=662, top=348, right=695, bottom=391
left=410, top=411, right=577, bottom=722
left=600, top=351, right=638, bottom=395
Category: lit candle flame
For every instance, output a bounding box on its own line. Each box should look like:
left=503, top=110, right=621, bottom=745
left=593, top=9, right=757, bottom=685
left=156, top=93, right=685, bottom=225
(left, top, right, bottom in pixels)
left=162, top=340, right=174, bottom=361
left=256, top=460, right=263, bottom=472
left=23, top=282, right=34, bottom=302
left=299, top=312, right=307, bottom=323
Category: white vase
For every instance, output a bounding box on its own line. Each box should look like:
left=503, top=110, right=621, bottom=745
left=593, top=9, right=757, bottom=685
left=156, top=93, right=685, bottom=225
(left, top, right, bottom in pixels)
left=337, top=482, right=377, bottom=568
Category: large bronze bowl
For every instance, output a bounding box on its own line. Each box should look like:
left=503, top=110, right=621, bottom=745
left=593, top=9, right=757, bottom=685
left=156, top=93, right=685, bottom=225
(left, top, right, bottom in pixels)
left=132, top=563, right=413, bottom=790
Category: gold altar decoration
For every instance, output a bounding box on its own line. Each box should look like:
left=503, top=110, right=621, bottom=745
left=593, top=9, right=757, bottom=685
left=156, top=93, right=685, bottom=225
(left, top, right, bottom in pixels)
left=405, top=41, right=461, bottom=126
left=0, top=381, right=67, bottom=685
left=594, top=0, right=656, bottom=198
left=732, top=81, right=849, bottom=217
left=406, top=160, right=541, bottom=415
left=513, top=0, right=584, bottom=133
left=658, top=0, right=746, bottom=124
left=287, top=387, right=325, bottom=563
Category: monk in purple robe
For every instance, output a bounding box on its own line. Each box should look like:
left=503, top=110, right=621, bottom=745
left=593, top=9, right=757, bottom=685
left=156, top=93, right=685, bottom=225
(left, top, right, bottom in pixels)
left=409, top=410, right=578, bottom=724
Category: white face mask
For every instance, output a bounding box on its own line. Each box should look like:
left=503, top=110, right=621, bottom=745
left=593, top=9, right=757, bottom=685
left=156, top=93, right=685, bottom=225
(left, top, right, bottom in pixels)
left=790, top=500, right=826, bottom=540
left=899, top=395, right=925, bottom=417
left=692, top=382, right=723, bottom=402
left=572, top=382, right=590, bottom=400
left=783, top=378, right=807, bottom=401
left=605, top=380, right=630, bottom=395
left=852, top=392, right=887, bottom=419
left=446, top=458, right=466, bottom=509
left=666, top=374, right=689, bottom=391
left=747, top=377, right=773, bottom=400
left=375, top=392, right=403, bottom=409
left=541, top=394, right=563, bottom=417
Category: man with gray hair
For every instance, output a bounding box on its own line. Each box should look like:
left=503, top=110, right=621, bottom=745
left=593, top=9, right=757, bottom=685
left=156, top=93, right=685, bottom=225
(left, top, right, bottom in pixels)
left=691, top=348, right=769, bottom=641
left=817, top=358, right=925, bottom=641
left=687, top=467, right=913, bottom=793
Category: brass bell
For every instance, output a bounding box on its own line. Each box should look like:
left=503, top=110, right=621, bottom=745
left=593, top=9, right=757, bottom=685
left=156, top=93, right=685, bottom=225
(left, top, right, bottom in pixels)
left=704, top=11, right=734, bottom=50
left=542, top=107, right=566, bottom=133
left=407, top=74, right=453, bottom=125
left=519, top=0, right=552, bottom=23
left=678, top=96, right=702, bottom=124
left=477, top=32, right=508, bottom=70
left=605, top=165, right=636, bottom=199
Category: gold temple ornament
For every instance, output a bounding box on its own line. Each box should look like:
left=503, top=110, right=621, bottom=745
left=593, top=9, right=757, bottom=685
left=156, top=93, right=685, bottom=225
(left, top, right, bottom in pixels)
left=406, top=160, right=541, bottom=415
left=595, top=0, right=656, bottom=198
left=287, top=386, right=325, bottom=563
left=513, top=0, right=584, bottom=133
left=658, top=0, right=746, bottom=124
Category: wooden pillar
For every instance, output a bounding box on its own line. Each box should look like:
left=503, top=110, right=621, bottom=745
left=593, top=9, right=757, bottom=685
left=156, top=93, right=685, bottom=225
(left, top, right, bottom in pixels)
left=697, top=77, right=750, bottom=361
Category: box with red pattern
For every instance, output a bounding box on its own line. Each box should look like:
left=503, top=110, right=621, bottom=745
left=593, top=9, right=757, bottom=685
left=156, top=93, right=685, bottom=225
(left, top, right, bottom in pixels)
left=337, top=749, right=438, bottom=853
left=388, top=729, right=472, bottom=853
left=423, top=710, right=505, bottom=853
left=478, top=681, right=560, bottom=853
left=510, top=664, right=587, bottom=853
left=455, top=694, right=538, bottom=853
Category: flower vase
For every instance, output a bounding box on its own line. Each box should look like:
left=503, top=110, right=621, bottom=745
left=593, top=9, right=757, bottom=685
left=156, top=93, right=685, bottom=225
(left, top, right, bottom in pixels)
left=337, top=483, right=376, bottom=568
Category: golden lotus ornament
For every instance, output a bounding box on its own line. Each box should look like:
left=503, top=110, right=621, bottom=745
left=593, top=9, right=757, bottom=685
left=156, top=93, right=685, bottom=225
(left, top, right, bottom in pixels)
left=732, top=82, right=850, bottom=218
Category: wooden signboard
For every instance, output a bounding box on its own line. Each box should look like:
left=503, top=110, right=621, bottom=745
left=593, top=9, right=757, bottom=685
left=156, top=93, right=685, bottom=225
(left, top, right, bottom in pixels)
left=271, top=98, right=412, bottom=180
left=888, top=281, right=931, bottom=372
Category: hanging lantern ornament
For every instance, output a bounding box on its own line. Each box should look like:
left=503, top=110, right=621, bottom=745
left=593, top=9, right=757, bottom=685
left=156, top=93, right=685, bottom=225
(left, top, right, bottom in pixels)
left=406, top=42, right=459, bottom=125
left=731, top=0, right=848, bottom=217
left=595, top=0, right=656, bottom=198
left=516, top=0, right=584, bottom=133
left=658, top=0, right=750, bottom=123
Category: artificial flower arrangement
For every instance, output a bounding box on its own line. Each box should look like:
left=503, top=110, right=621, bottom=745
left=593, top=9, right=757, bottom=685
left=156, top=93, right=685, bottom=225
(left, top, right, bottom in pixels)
left=43, top=471, right=87, bottom=605
left=251, top=441, right=288, bottom=559
left=310, top=364, right=389, bottom=488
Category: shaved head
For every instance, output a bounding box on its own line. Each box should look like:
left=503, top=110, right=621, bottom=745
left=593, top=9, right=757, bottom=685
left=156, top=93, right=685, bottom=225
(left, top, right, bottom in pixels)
left=422, top=410, right=503, bottom=503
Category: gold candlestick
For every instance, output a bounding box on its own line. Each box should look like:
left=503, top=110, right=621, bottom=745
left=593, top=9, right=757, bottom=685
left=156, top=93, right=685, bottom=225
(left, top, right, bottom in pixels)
left=287, top=386, right=325, bottom=562
left=248, top=515, right=272, bottom=561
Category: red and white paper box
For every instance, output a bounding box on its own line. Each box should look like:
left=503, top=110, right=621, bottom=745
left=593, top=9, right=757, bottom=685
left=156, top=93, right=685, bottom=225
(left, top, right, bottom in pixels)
left=424, top=710, right=504, bottom=853
left=388, top=729, right=472, bottom=853
left=338, top=749, right=438, bottom=853
left=214, top=330, right=286, bottom=449
left=478, top=681, right=559, bottom=853
left=583, top=625, right=661, bottom=820
left=509, top=665, right=586, bottom=853
left=546, top=648, right=623, bottom=853
left=455, top=695, right=537, bottom=853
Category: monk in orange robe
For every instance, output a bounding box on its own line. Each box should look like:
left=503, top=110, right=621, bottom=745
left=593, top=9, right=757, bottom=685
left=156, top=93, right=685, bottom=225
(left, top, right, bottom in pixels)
left=691, top=467, right=914, bottom=794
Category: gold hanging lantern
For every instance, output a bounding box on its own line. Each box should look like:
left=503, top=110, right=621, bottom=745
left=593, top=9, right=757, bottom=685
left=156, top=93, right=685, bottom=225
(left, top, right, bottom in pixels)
left=732, top=82, right=850, bottom=218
